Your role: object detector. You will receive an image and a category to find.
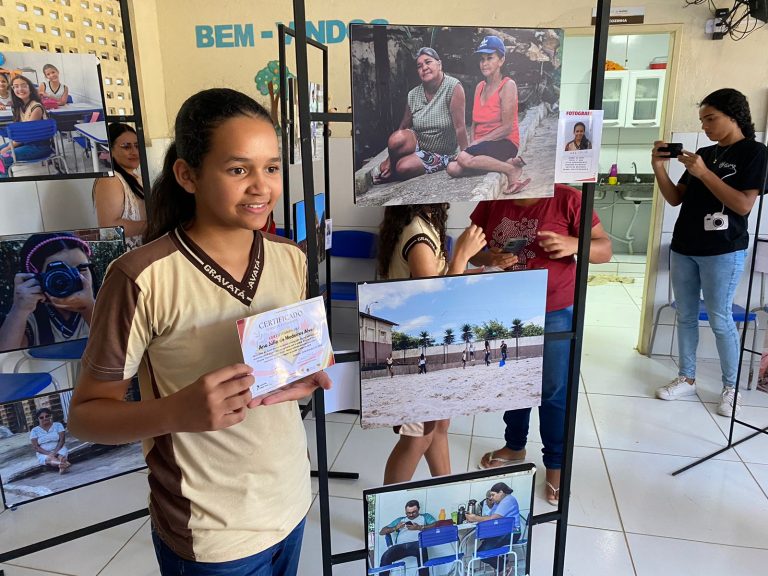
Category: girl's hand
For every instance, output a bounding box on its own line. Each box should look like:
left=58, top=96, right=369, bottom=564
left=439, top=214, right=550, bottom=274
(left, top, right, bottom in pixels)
left=485, top=246, right=519, bottom=269
left=454, top=224, right=487, bottom=262
left=253, top=370, right=332, bottom=407
left=169, top=364, right=255, bottom=432
left=538, top=230, right=578, bottom=259
left=10, top=273, right=45, bottom=314
left=48, top=273, right=95, bottom=313
left=677, top=150, right=709, bottom=178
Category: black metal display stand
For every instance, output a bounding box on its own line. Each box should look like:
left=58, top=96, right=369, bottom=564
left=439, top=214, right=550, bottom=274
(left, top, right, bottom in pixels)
left=673, top=148, right=768, bottom=477
left=0, top=1, right=151, bottom=570
left=286, top=1, right=613, bottom=574
left=1, top=1, right=614, bottom=574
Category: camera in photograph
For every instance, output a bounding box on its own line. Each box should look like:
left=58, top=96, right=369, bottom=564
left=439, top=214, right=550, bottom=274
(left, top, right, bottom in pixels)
left=704, top=212, right=729, bottom=232
left=36, top=261, right=83, bottom=298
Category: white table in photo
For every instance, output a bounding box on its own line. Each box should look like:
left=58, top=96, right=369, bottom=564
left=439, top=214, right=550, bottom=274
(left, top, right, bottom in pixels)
left=74, top=121, right=107, bottom=172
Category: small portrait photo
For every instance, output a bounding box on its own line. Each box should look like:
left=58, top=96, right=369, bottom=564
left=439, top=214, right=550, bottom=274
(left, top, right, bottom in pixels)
left=351, top=24, right=563, bottom=206
left=0, top=52, right=112, bottom=181
left=0, top=227, right=126, bottom=355
left=564, top=119, right=592, bottom=151
left=0, top=388, right=145, bottom=508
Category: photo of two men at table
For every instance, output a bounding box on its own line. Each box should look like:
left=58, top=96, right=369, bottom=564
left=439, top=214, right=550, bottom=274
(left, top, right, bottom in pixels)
left=0, top=51, right=111, bottom=180
left=366, top=467, right=534, bottom=575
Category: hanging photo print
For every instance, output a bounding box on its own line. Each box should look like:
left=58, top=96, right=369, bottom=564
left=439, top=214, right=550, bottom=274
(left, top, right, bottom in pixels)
left=0, top=388, right=145, bottom=508
left=357, top=270, right=547, bottom=428
left=364, top=463, right=536, bottom=575
left=0, top=52, right=112, bottom=181
left=554, top=110, right=603, bottom=183
left=0, top=227, right=126, bottom=358
left=350, top=24, right=563, bottom=206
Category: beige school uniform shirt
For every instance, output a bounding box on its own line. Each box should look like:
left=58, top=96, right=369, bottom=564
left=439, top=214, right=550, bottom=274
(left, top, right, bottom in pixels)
left=386, top=215, right=447, bottom=279
left=82, top=228, right=311, bottom=562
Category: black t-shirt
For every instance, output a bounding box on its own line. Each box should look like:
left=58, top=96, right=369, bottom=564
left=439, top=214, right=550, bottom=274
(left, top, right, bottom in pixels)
left=671, top=138, right=767, bottom=256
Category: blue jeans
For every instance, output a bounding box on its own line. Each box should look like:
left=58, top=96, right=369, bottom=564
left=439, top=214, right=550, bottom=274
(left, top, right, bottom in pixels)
left=503, top=307, right=573, bottom=470
left=671, top=249, right=745, bottom=388
left=0, top=143, right=53, bottom=177
left=151, top=518, right=305, bottom=576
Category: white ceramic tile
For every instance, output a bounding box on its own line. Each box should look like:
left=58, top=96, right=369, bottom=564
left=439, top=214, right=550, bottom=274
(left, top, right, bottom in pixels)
left=6, top=518, right=145, bottom=576
left=689, top=358, right=768, bottom=406
left=705, top=403, right=768, bottom=465
left=584, top=301, right=641, bottom=328
left=530, top=523, right=635, bottom=576
left=628, top=532, right=768, bottom=576
left=589, top=395, right=739, bottom=460
left=328, top=426, right=472, bottom=499
left=588, top=262, right=619, bottom=274
left=746, top=462, right=768, bottom=496
left=0, top=565, right=68, bottom=576
left=95, top=519, right=159, bottom=576
left=586, top=283, right=633, bottom=305
left=617, top=262, right=647, bottom=275
left=305, top=420, right=354, bottom=470
left=471, top=395, right=599, bottom=449
left=567, top=447, right=623, bottom=531
left=447, top=414, right=474, bottom=436
left=582, top=325, right=640, bottom=359
left=605, top=450, right=768, bottom=548
left=581, top=352, right=679, bottom=399
left=299, top=495, right=365, bottom=576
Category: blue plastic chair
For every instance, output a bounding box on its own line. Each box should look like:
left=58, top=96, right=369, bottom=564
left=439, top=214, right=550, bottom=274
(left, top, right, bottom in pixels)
left=467, top=517, right=519, bottom=576
left=329, top=230, right=377, bottom=302
left=0, top=373, right=55, bottom=404
left=5, top=119, right=69, bottom=176
left=648, top=248, right=758, bottom=360
left=367, top=561, right=406, bottom=575
left=418, top=525, right=464, bottom=575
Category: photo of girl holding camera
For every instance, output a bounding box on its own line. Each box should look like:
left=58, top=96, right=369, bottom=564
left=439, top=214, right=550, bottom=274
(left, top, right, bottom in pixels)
left=0, top=233, right=95, bottom=352
left=652, top=88, right=768, bottom=416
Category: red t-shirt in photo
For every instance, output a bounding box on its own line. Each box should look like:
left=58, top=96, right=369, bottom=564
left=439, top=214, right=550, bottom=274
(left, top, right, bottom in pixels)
left=470, top=184, right=600, bottom=312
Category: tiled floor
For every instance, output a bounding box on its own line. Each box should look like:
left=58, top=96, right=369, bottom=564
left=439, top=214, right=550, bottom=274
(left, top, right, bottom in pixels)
left=2, top=274, right=768, bottom=575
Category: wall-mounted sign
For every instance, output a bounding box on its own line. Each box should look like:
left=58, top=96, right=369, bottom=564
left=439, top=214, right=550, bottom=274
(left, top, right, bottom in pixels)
left=591, top=6, right=645, bottom=25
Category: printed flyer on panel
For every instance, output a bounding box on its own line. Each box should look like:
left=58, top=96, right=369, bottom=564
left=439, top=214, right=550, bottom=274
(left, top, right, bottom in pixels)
left=555, top=110, right=603, bottom=183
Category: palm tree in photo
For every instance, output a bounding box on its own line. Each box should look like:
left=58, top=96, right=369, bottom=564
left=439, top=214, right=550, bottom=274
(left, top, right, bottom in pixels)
left=443, top=328, right=455, bottom=345
left=419, top=330, right=431, bottom=354
left=461, top=323, right=473, bottom=349
left=511, top=318, right=523, bottom=360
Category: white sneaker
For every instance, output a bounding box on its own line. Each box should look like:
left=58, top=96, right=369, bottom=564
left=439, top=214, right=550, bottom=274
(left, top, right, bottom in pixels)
left=656, top=376, right=697, bottom=400
left=717, top=386, right=742, bottom=417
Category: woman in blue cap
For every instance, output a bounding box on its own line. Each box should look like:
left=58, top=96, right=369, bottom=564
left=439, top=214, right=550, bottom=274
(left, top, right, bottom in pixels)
left=375, top=46, right=468, bottom=183
left=447, top=35, right=530, bottom=194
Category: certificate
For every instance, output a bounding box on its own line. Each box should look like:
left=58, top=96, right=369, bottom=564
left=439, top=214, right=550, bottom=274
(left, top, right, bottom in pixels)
left=237, top=296, right=335, bottom=397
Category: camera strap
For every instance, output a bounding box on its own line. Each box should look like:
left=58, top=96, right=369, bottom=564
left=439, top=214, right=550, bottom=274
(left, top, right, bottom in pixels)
left=43, top=304, right=81, bottom=340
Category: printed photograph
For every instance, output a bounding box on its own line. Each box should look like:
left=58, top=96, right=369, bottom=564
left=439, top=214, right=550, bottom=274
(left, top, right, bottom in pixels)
left=0, top=52, right=112, bottom=181
left=0, top=227, right=126, bottom=356
left=365, top=464, right=535, bottom=576
left=357, top=270, right=547, bottom=429
left=0, top=388, right=145, bottom=508
left=350, top=24, right=563, bottom=206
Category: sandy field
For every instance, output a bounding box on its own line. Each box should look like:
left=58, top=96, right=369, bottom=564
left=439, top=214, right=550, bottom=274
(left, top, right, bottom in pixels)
left=361, top=357, right=542, bottom=428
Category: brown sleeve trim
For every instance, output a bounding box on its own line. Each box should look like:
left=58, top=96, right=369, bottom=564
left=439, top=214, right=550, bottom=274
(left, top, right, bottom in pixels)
left=401, top=234, right=438, bottom=262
